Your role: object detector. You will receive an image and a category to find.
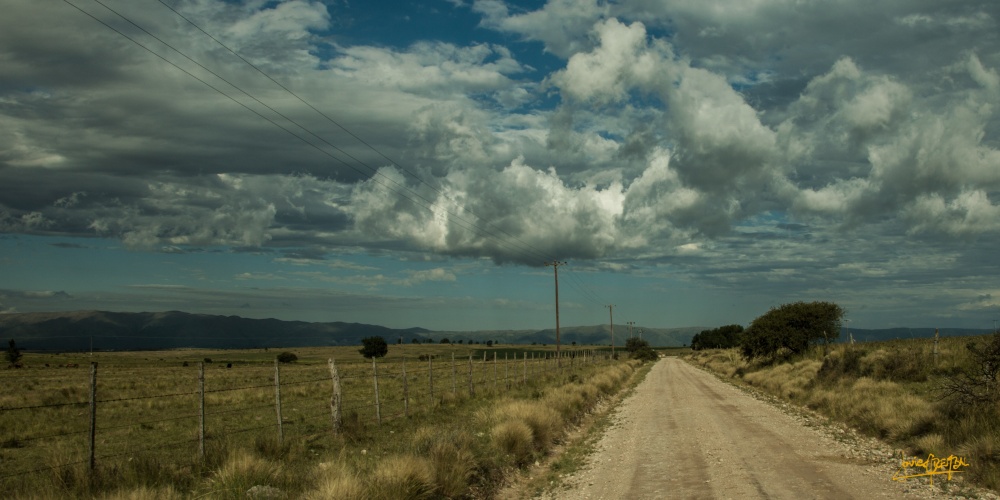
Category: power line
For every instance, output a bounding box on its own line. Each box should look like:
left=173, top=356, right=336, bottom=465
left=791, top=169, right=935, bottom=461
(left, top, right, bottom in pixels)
left=64, top=0, right=553, bottom=267
left=64, top=0, right=619, bottom=316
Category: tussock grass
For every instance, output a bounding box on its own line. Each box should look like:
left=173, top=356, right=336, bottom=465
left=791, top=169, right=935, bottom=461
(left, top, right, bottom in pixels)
left=204, top=450, right=286, bottom=499
left=305, top=461, right=364, bottom=500
left=490, top=420, right=536, bottom=466
left=743, top=359, right=820, bottom=400
left=97, top=485, right=185, bottom=500
left=807, top=377, right=936, bottom=439
left=410, top=427, right=476, bottom=497
left=366, top=454, right=436, bottom=500
left=958, top=431, right=1000, bottom=490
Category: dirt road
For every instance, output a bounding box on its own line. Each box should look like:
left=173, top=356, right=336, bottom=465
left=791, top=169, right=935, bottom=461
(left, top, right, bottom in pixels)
left=548, top=358, right=960, bottom=499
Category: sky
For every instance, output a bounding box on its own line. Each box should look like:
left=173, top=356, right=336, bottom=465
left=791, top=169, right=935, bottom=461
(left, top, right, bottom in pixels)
left=1, top=0, right=999, bottom=332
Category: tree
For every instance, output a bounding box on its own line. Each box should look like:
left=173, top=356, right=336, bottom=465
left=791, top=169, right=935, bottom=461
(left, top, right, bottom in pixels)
left=691, top=324, right=744, bottom=350
left=486, top=340, right=493, bottom=347
left=625, top=336, right=651, bottom=354
left=359, top=336, right=389, bottom=359
left=625, top=337, right=657, bottom=361
left=740, top=301, right=844, bottom=361
left=6, top=339, right=22, bottom=367
left=440, top=338, right=450, bottom=344
left=276, top=352, right=297, bottom=363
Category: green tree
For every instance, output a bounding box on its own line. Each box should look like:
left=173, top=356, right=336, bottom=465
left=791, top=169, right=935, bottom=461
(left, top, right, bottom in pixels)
left=691, top=324, right=744, bottom=350
left=276, top=352, right=297, bottom=363
left=740, top=301, right=844, bottom=361
left=624, top=336, right=647, bottom=354
left=6, top=339, right=23, bottom=367
left=440, top=338, right=450, bottom=344
left=359, top=336, right=389, bottom=359
left=624, top=337, right=657, bottom=361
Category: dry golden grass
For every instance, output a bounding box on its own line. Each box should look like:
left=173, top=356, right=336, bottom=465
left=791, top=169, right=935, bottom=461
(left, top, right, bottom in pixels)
left=490, top=420, right=535, bottom=466
left=305, top=461, right=365, bottom=500
left=366, top=454, right=436, bottom=500
left=203, top=450, right=286, bottom=499
left=743, top=359, right=820, bottom=400
left=1, top=346, right=639, bottom=498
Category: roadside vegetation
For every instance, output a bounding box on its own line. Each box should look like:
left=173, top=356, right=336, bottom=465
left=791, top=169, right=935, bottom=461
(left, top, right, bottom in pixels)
left=1, top=343, right=641, bottom=498
left=686, top=301, right=1000, bottom=493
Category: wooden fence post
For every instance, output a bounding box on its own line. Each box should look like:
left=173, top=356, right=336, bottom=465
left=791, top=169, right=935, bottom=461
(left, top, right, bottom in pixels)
left=468, top=353, right=474, bottom=397
left=328, top=358, right=342, bottom=434
left=199, top=362, right=205, bottom=459
left=274, top=359, right=283, bottom=445
left=402, top=359, right=409, bottom=418
left=372, top=358, right=381, bottom=425
left=89, top=362, right=97, bottom=473
left=504, top=352, right=509, bottom=389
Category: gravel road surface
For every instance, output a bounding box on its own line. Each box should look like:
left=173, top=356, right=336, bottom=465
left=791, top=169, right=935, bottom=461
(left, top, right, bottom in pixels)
left=546, top=357, right=986, bottom=500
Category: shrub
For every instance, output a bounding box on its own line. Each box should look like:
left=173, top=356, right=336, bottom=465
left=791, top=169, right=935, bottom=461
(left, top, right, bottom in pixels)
left=6, top=339, right=22, bottom=366
left=276, top=352, right=298, bottom=363
left=940, top=332, right=1000, bottom=408
left=359, top=336, right=389, bottom=359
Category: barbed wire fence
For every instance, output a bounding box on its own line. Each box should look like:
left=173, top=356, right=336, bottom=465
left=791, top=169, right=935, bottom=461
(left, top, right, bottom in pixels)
left=0, top=348, right=614, bottom=486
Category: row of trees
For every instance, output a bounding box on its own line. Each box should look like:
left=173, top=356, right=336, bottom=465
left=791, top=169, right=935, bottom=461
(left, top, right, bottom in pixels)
left=400, top=338, right=501, bottom=345
left=693, top=301, right=845, bottom=361
left=690, top=324, right=744, bottom=350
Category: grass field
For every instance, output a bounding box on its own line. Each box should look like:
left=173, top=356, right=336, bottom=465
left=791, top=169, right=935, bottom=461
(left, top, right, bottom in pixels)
left=685, top=334, right=1000, bottom=493
left=1, top=344, right=640, bottom=498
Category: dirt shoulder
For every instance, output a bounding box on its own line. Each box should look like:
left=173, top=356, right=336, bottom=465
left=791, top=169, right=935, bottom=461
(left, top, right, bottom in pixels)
left=539, top=357, right=995, bottom=499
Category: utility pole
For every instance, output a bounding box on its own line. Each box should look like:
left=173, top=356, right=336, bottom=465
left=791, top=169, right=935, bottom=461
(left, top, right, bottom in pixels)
left=627, top=321, right=634, bottom=339
left=606, top=304, right=615, bottom=359
left=545, top=261, right=566, bottom=365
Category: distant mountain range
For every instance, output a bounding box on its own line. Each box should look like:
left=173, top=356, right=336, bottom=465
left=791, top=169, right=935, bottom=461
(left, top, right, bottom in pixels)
left=0, top=310, right=704, bottom=351
left=2, top=310, right=993, bottom=352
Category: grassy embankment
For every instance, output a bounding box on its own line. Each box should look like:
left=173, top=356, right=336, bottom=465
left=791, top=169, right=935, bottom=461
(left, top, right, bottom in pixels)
left=1, top=344, right=640, bottom=499
left=685, top=335, right=1000, bottom=492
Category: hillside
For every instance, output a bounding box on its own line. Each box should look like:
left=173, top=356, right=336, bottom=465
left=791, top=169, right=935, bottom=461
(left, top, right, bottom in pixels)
left=0, top=310, right=429, bottom=351
left=0, top=310, right=703, bottom=351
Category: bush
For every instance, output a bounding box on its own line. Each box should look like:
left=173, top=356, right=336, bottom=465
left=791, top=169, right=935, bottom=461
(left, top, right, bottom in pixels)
left=359, top=337, right=389, bottom=359
left=941, top=332, right=1000, bottom=408
left=276, top=352, right=298, bottom=363
left=740, top=301, right=844, bottom=361
left=6, top=339, right=22, bottom=367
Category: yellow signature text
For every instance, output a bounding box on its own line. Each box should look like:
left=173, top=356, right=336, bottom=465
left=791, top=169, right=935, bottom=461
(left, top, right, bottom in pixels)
left=892, top=453, right=969, bottom=485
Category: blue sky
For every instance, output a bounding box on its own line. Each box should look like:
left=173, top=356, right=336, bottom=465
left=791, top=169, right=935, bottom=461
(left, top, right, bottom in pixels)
left=2, top=0, right=999, bottom=331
